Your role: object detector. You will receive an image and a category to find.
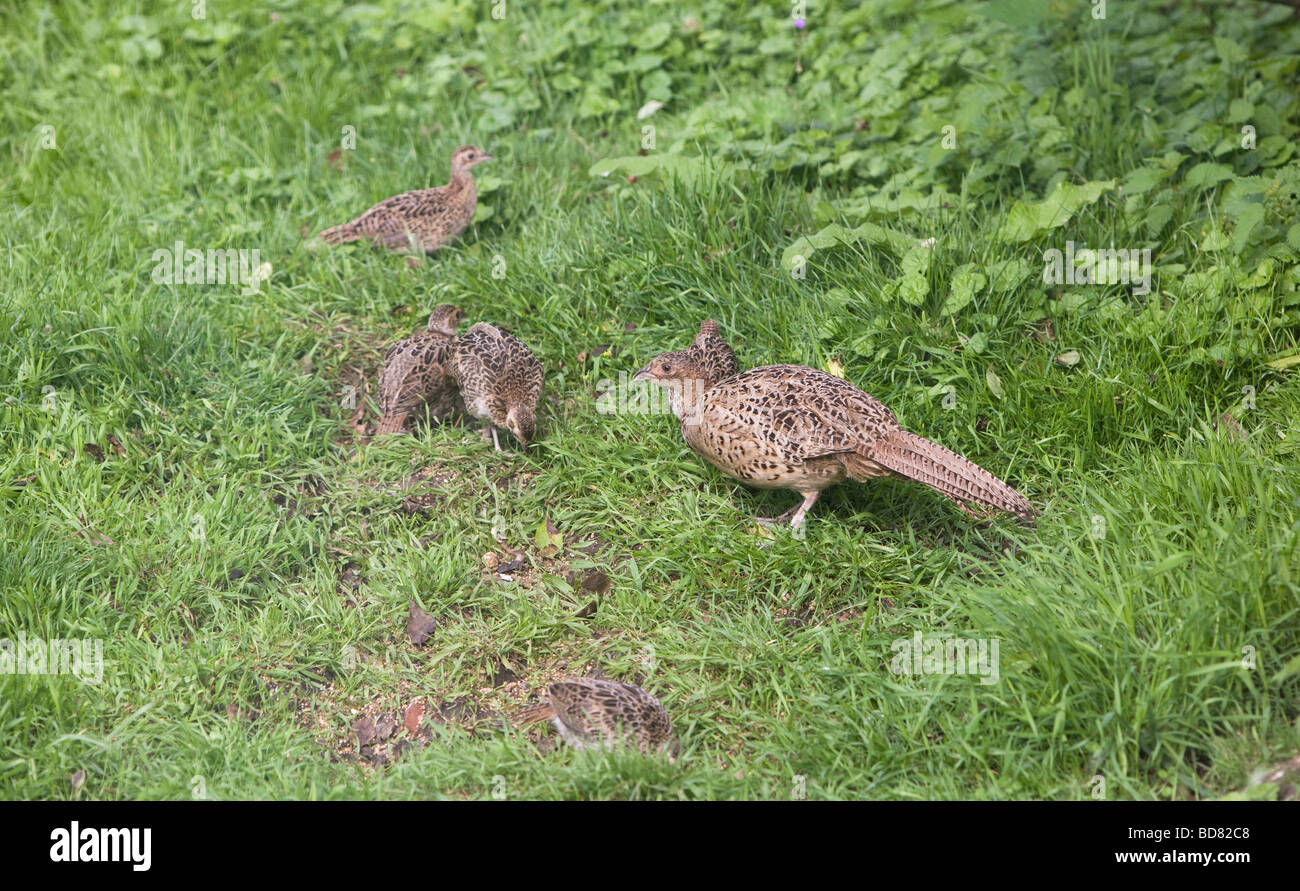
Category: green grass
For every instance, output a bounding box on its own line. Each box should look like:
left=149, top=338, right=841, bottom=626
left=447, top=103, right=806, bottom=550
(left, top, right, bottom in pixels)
left=1, top=0, right=1298, bottom=800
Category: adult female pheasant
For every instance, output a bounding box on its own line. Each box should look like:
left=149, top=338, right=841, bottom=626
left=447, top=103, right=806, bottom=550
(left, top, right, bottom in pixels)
left=319, top=145, right=491, bottom=254
left=634, top=320, right=1036, bottom=528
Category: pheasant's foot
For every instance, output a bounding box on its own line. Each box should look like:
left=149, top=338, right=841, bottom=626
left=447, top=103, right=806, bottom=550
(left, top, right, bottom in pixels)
left=754, top=492, right=820, bottom=530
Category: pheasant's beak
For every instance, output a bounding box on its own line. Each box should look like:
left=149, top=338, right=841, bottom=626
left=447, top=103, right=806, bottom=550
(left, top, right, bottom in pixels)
left=479, top=153, right=494, bottom=162
left=632, top=365, right=653, bottom=383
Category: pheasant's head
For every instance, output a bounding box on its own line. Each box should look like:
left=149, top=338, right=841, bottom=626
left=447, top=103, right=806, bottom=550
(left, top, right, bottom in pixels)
left=427, top=303, right=465, bottom=336
left=450, top=145, right=493, bottom=177
left=688, top=319, right=739, bottom=381
left=505, top=403, right=536, bottom=449
left=634, top=320, right=737, bottom=422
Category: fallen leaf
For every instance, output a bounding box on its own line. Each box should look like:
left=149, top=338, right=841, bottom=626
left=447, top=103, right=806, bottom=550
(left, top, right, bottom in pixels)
left=498, top=550, right=527, bottom=573
left=375, top=715, right=397, bottom=741
left=404, top=699, right=426, bottom=734
left=79, top=517, right=114, bottom=546
left=354, top=716, right=376, bottom=747
left=636, top=100, right=664, bottom=120
left=82, top=443, right=105, bottom=462
left=1265, top=352, right=1300, bottom=371
left=1054, top=350, right=1080, bottom=367
left=580, top=569, right=611, bottom=595
left=490, top=659, right=518, bottom=687
left=406, top=601, right=437, bottom=646
left=986, top=366, right=1005, bottom=400
left=70, top=770, right=85, bottom=795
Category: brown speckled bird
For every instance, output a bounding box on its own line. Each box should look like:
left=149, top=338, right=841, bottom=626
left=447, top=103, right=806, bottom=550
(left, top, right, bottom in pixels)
left=451, top=322, right=543, bottom=449
left=319, top=145, right=492, bottom=254
left=634, top=320, right=1036, bottom=528
left=375, top=303, right=465, bottom=435
left=512, top=678, right=675, bottom=758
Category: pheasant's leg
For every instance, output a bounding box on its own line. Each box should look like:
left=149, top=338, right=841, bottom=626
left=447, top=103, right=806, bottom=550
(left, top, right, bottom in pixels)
left=787, top=491, right=821, bottom=530
left=491, top=427, right=502, bottom=451
left=755, top=491, right=819, bottom=528
left=754, top=504, right=800, bottom=526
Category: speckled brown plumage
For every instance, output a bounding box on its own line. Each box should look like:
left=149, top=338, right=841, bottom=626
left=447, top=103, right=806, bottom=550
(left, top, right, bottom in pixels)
left=512, top=678, right=675, bottom=757
left=376, top=304, right=464, bottom=435
left=320, top=145, right=491, bottom=254
left=451, top=321, right=543, bottom=449
left=634, top=320, right=1036, bottom=528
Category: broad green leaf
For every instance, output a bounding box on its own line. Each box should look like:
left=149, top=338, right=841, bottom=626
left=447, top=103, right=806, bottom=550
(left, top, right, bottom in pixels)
left=637, top=22, right=672, bottom=50
left=1213, top=36, right=1246, bottom=64
left=1122, top=166, right=1167, bottom=196
left=781, top=222, right=917, bottom=271
left=978, top=0, right=1051, bottom=28
left=996, top=180, right=1116, bottom=243
left=1184, top=162, right=1235, bottom=191
left=589, top=154, right=715, bottom=187
left=1230, top=203, right=1266, bottom=256
left=1200, top=225, right=1230, bottom=252
left=895, top=273, right=929, bottom=306
left=1227, top=98, right=1254, bottom=124
left=943, top=267, right=986, bottom=316
left=1146, top=203, right=1174, bottom=238
left=988, top=258, right=1030, bottom=291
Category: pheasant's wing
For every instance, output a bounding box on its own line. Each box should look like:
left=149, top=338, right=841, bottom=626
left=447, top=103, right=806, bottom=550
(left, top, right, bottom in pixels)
left=378, top=342, right=418, bottom=417
left=379, top=334, right=451, bottom=417
left=350, top=189, right=442, bottom=239
left=502, top=334, right=544, bottom=404
left=545, top=681, right=606, bottom=744
left=373, top=228, right=422, bottom=250
left=452, top=323, right=507, bottom=387
left=705, top=366, right=899, bottom=461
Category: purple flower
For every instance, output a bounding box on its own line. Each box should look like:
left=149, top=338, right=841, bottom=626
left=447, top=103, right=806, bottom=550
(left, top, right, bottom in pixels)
left=794, top=18, right=806, bottom=29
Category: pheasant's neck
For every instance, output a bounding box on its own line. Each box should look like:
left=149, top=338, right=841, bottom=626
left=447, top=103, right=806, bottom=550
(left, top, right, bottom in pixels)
left=448, top=170, right=476, bottom=197
left=666, top=377, right=711, bottom=427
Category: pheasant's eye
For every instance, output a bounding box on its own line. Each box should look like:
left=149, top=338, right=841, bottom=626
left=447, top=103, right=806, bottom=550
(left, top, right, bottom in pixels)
left=659, top=362, right=673, bottom=374
left=466, top=153, right=475, bottom=160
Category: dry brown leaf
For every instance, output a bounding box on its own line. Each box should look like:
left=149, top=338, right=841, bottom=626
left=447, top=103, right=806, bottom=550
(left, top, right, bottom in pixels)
left=406, top=601, right=437, bottom=646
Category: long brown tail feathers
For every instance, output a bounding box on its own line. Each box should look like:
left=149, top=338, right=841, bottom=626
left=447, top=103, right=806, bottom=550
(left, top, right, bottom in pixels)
left=319, top=223, right=356, bottom=245
left=375, top=413, right=407, bottom=435
left=511, top=703, right=556, bottom=727
left=873, top=430, right=1036, bottom=520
